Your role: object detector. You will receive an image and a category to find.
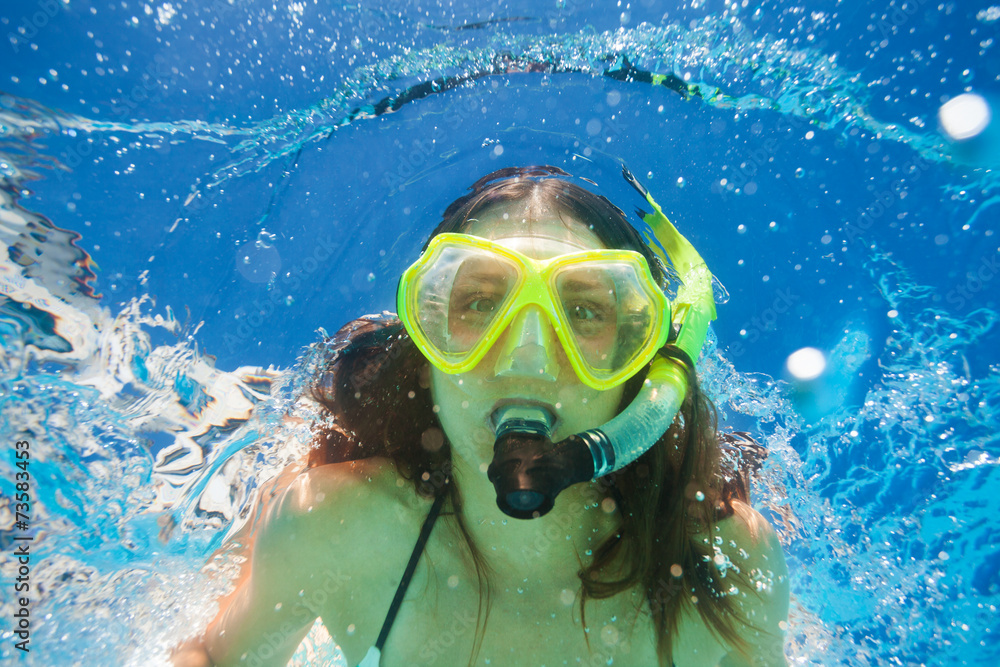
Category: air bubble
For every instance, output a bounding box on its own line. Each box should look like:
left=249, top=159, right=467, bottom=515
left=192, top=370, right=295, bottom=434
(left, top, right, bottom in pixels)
left=939, top=93, right=991, bottom=140
left=786, top=347, right=826, bottom=381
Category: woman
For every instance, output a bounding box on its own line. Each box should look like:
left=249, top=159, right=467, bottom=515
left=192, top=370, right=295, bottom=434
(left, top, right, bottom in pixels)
left=172, top=165, right=789, bottom=667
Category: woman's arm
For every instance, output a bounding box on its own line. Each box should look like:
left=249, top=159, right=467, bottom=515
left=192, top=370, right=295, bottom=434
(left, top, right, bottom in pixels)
left=170, top=467, right=338, bottom=667
left=171, top=638, right=216, bottom=667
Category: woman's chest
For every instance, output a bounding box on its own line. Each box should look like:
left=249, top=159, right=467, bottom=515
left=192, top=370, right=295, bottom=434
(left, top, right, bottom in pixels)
left=314, top=529, right=728, bottom=667
left=377, top=580, right=661, bottom=667
left=322, top=555, right=668, bottom=666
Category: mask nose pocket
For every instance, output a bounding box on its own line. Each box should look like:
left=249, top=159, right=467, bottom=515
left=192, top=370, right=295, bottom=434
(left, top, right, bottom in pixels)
left=493, top=307, right=560, bottom=382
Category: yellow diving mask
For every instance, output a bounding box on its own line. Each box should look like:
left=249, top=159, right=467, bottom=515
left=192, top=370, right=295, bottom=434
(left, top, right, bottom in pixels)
left=397, top=232, right=671, bottom=391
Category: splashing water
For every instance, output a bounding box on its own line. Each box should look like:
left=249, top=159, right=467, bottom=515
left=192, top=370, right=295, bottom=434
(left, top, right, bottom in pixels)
left=1, top=3, right=998, bottom=666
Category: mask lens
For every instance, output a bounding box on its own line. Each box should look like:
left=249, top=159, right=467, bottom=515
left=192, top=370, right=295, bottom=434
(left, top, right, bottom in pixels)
left=554, top=261, right=661, bottom=380
left=411, top=245, right=519, bottom=357
left=554, top=266, right=618, bottom=368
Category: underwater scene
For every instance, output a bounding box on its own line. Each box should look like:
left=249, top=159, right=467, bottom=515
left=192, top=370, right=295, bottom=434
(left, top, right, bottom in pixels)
left=1, top=0, right=998, bottom=665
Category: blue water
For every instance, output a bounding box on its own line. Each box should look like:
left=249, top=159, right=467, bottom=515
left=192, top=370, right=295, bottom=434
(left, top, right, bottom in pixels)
left=1, top=0, right=999, bottom=665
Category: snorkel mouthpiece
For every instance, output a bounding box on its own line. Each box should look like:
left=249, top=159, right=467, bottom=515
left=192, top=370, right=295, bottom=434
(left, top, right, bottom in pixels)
left=487, top=405, right=595, bottom=519
left=491, top=404, right=556, bottom=439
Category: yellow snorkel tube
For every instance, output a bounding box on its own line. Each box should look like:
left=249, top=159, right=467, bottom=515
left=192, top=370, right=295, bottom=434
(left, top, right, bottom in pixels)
left=488, top=167, right=718, bottom=518
left=627, top=165, right=717, bottom=366
left=577, top=166, right=717, bottom=476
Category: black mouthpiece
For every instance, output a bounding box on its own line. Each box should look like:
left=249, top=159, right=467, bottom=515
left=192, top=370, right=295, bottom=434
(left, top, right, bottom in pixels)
left=487, top=429, right=595, bottom=520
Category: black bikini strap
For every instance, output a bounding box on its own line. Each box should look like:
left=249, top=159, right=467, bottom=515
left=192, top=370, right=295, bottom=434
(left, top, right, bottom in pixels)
left=374, top=490, right=447, bottom=651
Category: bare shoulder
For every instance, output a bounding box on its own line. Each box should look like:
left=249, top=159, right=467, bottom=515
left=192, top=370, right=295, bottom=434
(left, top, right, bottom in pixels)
left=716, top=501, right=788, bottom=577
left=265, top=458, right=399, bottom=519
left=714, top=501, right=791, bottom=667
left=192, top=459, right=426, bottom=666
left=254, top=458, right=424, bottom=562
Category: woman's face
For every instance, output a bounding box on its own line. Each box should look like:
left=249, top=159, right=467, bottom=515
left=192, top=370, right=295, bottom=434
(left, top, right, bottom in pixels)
left=429, top=204, right=627, bottom=469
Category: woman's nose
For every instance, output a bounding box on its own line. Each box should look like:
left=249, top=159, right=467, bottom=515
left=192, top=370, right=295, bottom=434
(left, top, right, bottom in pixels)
left=493, top=307, right=560, bottom=382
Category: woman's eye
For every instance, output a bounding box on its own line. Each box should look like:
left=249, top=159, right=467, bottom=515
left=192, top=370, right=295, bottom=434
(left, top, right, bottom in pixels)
left=570, top=304, right=598, bottom=321
left=566, top=301, right=615, bottom=338
left=467, top=297, right=497, bottom=313
left=569, top=302, right=610, bottom=322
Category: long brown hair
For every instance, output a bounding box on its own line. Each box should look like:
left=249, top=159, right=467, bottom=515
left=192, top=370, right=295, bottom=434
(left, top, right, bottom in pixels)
left=309, top=167, right=762, bottom=664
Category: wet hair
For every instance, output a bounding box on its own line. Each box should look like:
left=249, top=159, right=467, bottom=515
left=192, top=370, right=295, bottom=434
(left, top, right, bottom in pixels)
left=427, top=165, right=667, bottom=284
left=309, top=166, right=762, bottom=664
